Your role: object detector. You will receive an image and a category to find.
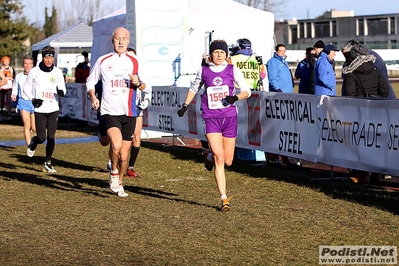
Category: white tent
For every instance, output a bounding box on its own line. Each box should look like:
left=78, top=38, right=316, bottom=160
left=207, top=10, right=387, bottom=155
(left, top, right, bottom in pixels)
left=31, top=23, right=93, bottom=65
left=91, top=0, right=275, bottom=87
left=182, top=0, right=275, bottom=86
left=31, top=23, right=92, bottom=51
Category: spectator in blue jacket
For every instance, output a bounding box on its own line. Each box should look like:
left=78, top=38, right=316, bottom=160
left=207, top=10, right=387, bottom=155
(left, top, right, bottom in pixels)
left=266, top=44, right=294, bottom=93
left=266, top=44, right=293, bottom=166
left=294, top=47, right=313, bottom=94
left=314, top=44, right=339, bottom=96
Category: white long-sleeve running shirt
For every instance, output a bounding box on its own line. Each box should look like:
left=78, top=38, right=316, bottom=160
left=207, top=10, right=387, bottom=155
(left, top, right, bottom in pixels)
left=86, top=52, right=147, bottom=117
left=23, top=66, right=66, bottom=113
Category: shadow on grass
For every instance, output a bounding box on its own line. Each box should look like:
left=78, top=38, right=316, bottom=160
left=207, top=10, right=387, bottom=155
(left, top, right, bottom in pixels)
left=124, top=184, right=220, bottom=211
left=141, top=141, right=203, bottom=163
left=233, top=160, right=399, bottom=214
left=12, top=153, right=103, bottom=172
left=0, top=115, right=99, bottom=136
left=142, top=141, right=399, bottom=216
left=4, top=151, right=220, bottom=211
left=0, top=145, right=16, bottom=151
left=1, top=169, right=109, bottom=197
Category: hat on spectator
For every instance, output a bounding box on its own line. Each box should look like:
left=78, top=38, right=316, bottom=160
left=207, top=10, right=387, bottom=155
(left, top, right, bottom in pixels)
left=342, top=40, right=360, bottom=53
left=323, top=44, right=340, bottom=55
left=313, top=40, right=325, bottom=49
left=305, top=47, right=313, bottom=54
left=350, top=43, right=369, bottom=60
left=237, top=38, right=252, bottom=49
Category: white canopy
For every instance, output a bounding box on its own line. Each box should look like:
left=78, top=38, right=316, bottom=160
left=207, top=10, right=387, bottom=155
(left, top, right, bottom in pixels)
left=91, top=0, right=275, bottom=87
left=31, top=23, right=93, bottom=52
left=91, top=7, right=126, bottom=65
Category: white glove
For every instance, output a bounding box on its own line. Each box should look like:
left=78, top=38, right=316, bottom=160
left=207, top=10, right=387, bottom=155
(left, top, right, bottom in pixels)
left=138, top=99, right=150, bottom=110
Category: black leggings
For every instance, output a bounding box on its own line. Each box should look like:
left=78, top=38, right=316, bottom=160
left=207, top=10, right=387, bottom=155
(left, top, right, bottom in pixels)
left=0, top=89, right=11, bottom=115
left=33, top=111, right=58, bottom=162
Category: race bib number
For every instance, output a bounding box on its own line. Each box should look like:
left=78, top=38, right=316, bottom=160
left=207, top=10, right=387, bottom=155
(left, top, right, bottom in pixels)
left=207, top=85, right=229, bottom=109
left=110, top=78, right=129, bottom=95
left=41, top=88, right=55, bottom=100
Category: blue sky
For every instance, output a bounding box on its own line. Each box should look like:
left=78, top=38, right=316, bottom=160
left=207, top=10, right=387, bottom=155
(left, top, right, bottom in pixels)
left=278, top=0, right=399, bottom=20
left=22, top=0, right=399, bottom=25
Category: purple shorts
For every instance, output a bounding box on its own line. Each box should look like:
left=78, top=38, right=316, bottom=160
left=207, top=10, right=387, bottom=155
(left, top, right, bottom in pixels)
left=203, top=116, right=238, bottom=138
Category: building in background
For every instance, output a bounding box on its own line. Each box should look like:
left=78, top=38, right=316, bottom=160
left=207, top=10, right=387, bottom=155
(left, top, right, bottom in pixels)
left=275, top=10, right=399, bottom=63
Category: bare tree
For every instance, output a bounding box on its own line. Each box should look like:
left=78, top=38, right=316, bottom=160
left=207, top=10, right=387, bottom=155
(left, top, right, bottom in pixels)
left=23, top=0, right=124, bottom=29
left=23, top=0, right=52, bottom=27
left=58, top=0, right=124, bottom=29
left=234, top=0, right=290, bottom=19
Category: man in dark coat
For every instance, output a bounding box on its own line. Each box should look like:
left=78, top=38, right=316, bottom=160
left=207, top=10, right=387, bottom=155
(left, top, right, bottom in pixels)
left=74, top=51, right=90, bottom=83
left=341, top=40, right=396, bottom=99
left=342, top=44, right=389, bottom=98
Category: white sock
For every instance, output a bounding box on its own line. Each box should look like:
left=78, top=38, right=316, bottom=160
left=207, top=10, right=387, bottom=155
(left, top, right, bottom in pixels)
left=111, top=169, right=119, bottom=175
left=220, top=194, right=227, bottom=201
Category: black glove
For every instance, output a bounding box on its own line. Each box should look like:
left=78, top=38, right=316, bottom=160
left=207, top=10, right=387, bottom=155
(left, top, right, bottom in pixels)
left=57, top=88, right=65, bottom=97
left=32, top=99, right=43, bottom=108
left=177, top=104, right=188, bottom=117
left=224, top=95, right=239, bottom=104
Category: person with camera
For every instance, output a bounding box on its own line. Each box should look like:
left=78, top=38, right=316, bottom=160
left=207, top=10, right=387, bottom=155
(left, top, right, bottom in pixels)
left=23, top=46, right=66, bottom=173
left=177, top=40, right=251, bottom=212
left=230, top=38, right=266, bottom=91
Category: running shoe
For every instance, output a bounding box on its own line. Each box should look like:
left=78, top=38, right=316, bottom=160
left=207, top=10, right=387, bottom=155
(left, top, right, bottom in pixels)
left=27, top=137, right=36, bottom=157
left=221, top=197, right=232, bottom=212
left=43, top=162, right=57, bottom=173
left=109, top=172, right=120, bottom=193
left=117, top=183, right=128, bottom=197
left=126, top=167, right=139, bottom=178
left=203, top=150, right=214, bottom=171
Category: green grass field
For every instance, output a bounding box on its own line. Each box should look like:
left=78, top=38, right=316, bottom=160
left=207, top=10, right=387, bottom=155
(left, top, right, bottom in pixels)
left=0, top=116, right=398, bottom=265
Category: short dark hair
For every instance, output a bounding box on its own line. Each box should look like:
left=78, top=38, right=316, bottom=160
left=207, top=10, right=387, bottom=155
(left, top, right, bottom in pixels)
left=275, top=44, right=286, bottom=51
left=127, top=47, right=136, bottom=55
left=237, top=38, right=251, bottom=49
left=42, top=46, right=55, bottom=54
left=305, top=47, right=313, bottom=54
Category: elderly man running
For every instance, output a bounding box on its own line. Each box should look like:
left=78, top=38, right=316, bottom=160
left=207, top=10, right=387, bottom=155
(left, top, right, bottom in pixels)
left=86, top=27, right=149, bottom=197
